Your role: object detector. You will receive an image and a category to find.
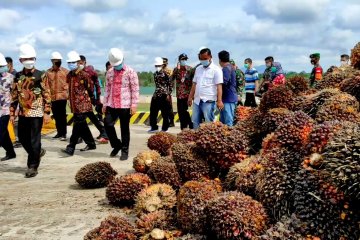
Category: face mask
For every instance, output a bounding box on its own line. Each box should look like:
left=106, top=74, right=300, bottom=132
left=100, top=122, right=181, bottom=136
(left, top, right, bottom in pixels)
left=266, top=63, right=271, bottom=68
left=68, top=62, right=78, bottom=71
left=78, top=64, right=85, bottom=70
left=114, top=63, right=123, bottom=71
left=0, top=66, right=9, bottom=73
left=271, top=66, right=277, bottom=73
left=200, top=60, right=210, bottom=67
left=310, top=60, right=316, bottom=65
left=244, top=63, right=249, bottom=69
left=155, top=67, right=162, bottom=72
left=22, top=60, right=35, bottom=70
left=180, top=60, right=186, bottom=66
left=340, top=60, right=348, bottom=66
left=54, top=61, right=62, bottom=68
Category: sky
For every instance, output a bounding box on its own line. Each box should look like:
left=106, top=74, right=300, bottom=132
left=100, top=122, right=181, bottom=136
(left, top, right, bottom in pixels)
left=0, top=0, right=359, bottom=72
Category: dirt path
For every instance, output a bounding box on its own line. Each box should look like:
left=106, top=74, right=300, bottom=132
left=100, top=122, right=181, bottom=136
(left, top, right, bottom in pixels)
left=0, top=125, right=180, bottom=240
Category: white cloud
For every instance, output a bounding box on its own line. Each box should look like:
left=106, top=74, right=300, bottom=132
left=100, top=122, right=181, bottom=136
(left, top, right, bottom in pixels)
left=36, top=27, right=74, bottom=47
left=80, top=12, right=110, bottom=33
left=158, top=9, right=186, bottom=30
left=334, top=4, right=360, bottom=30
left=116, top=18, right=153, bottom=36
left=0, top=9, right=21, bottom=30
left=64, top=0, right=127, bottom=12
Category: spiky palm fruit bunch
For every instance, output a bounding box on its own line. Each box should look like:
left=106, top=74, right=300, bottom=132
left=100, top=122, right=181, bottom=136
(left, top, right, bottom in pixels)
left=315, top=101, right=360, bottom=123
left=106, top=173, right=152, bottom=205
left=135, top=183, right=177, bottom=216
left=285, top=75, right=309, bottom=95
left=315, top=67, right=358, bottom=90
left=175, top=234, right=207, bottom=240
left=292, top=169, right=359, bottom=240
left=223, top=156, right=262, bottom=197
left=304, top=122, right=337, bottom=156
left=75, top=162, right=117, bottom=189
left=171, top=143, right=211, bottom=181
left=255, top=148, right=303, bottom=221
left=206, top=191, right=268, bottom=239
left=350, top=41, right=360, bottom=69
left=292, top=96, right=306, bottom=111
left=136, top=210, right=176, bottom=236
left=259, top=85, right=295, bottom=112
left=340, top=75, right=360, bottom=103
left=301, top=88, right=340, bottom=118
left=148, top=132, right=177, bottom=156
left=176, top=129, right=197, bottom=145
left=140, top=228, right=178, bottom=240
left=147, top=157, right=182, bottom=190
left=262, top=111, right=314, bottom=153
left=177, top=180, right=222, bottom=234
left=235, top=106, right=258, bottom=122
left=84, top=215, right=137, bottom=240
left=133, top=150, right=161, bottom=173
left=195, top=122, right=249, bottom=171
left=255, top=215, right=306, bottom=240
left=261, top=108, right=292, bottom=134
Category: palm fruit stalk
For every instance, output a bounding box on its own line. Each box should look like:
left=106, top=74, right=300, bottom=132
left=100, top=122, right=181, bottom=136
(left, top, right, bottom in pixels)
left=133, top=150, right=161, bottom=173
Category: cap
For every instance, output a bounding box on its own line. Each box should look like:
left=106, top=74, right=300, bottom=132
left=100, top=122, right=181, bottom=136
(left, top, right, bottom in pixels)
left=178, top=53, right=188, bottom=61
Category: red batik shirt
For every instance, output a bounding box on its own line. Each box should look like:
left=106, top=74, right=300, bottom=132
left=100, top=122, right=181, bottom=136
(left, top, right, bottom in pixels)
left=172, top=65, right=194, bottom=99
left=67, top=69, right=93, bottom=114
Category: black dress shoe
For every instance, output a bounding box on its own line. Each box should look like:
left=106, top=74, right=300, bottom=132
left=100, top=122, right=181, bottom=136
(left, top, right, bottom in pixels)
left=169, top=122, right=175, bottom=127
left=25, top=168, right=38, bottom=178
left=53, top=134, right=61, bottom=139
left=120, top=150, right=128, bottom=161
left=61, top=147, right=75, bottom=156
left=1, top=154, right=16, bottom=161
left=80, top=145, right=96, bottom=152
left=40, top=149, right=46, bottom=158
left=110, top=147, right=121, bottom=157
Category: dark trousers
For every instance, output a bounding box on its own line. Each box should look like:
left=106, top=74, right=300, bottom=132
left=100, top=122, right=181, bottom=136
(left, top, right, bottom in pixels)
left=244, top=92, right=257, bottom=107
left=177, top=98, right=193, bottom=130
left=0, top=115, right=15, bottom=156
left=18, top=116, right=43, bottom=169
left=68, top=113, right=95, bottom=149
left=104, top=108, right=131, bottom=153
left=51, top=99, right=67, bottom=136
left=168, top=98, right=174, bottom=124
left=85, top=111, right=107, bottom=138
left=150, top=95, right=170, bottom=131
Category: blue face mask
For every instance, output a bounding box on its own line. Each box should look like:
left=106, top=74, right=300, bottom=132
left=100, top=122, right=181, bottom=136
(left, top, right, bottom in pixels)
left=180, top=60, right=186, bottom=66
left=114, top=63, right=123, bottom=71
left=200, top=60, right=210, bottom=67
left=271, top=66, right=277, bottom=73
left=68, top=62, right=78, bottom=71
left=0, top=66, right=9, bottom=73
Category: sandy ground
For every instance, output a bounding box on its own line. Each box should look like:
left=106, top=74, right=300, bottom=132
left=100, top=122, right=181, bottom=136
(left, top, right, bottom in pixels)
left=0, top=124, right=180, bottom=240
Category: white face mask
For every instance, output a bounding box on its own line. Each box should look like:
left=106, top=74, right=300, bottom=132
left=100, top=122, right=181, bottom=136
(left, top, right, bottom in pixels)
left=78, top=64, right=85, bottom=70
left=340, top=60, right=348, bottom=66
left=155, top=67, right=162, bottom=72
left=22, top=60, right=35, bottom=69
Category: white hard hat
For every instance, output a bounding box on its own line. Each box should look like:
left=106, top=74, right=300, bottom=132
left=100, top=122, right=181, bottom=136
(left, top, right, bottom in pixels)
left=154, top=57, right=164, bottom=66
left=51, top=51, right=63, bottom=60
left=198, top=46, right=207, bottom=53
left=19, top=43, right=36, bottom=58
left=66, top=51, right=80, bottom=62
left=108, top=48, right=124, bottom=66
left=0, top=53, right=7, bottom=66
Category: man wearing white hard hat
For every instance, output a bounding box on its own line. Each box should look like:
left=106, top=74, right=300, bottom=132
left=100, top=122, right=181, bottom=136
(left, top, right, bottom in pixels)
left=43, top=52, right=69, bottom=141
left=10, top=44, right=52, bottom=178
left=0, top=52, right=16, bottom=161
left=61, top=51, right=96, bottom=156
left=148, top=57, right=172, bottom=133
left=103, top=48, right=139, bottom=160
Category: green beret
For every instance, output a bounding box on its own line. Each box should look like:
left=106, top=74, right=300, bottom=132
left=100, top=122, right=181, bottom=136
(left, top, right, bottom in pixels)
left=310, top=53, right=320, bottom=58
left=230, top=59, right=236, bottom=65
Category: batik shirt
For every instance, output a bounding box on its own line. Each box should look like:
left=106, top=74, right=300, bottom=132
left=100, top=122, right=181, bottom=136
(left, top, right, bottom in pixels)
left=44, top=66, right=69, bottom=101
left=153, top=70, right=172, bottom=97
left=10, top=69, right=51, bottom=117
left=172, top=65, right=193, bottom=99
left=0, top=72, right=14, bottom=117
left=84, top=65, right=102, bottom=105
left=67, top=69, right=93, bottom=114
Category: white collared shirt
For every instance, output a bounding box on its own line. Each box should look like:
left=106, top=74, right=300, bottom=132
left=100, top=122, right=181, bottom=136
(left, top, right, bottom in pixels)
left=193, top=62, right=223, bottom=105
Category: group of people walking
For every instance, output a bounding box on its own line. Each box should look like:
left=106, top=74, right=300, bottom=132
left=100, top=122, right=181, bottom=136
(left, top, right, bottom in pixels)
left=0, top=43, right=351, bottom=178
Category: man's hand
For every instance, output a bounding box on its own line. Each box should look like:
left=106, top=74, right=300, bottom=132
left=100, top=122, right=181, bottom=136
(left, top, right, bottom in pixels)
left=166, top=95, right=172, bottom=102
left=10, top=116, right=15, bottom=125
left=187, top=97, right=193, bottom=107
left=130, top=107, right=137, bottom=115
left=217, top=100, right=224, bottom=111
left=43, top=114, right=51, bottom=125
left=102, top=106, right=107, bottom=114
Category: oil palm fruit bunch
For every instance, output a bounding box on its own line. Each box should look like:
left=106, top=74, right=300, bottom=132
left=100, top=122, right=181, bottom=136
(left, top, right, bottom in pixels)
left=235, top=105, right=258, bottom=122
left=301, top=88, right=340, bottom=118
left=262, top=111, right=314, bottom=153
left=261, top=108, right=292, bottom=134
left=256, top=148, right=303, bottom=221
left=315, top=101, right=360, bottom=123
left=175, top=234, right=207, bottom=240
left=140, top=228, right=178, bottom=240
left=148, top=132, right=177, bottom=156
left=171, top=143, right=211, bottom=181
left=133, top=150, right=161, bottom=173
left=285, top=75, right=309, bottom=95
left=292, top=169, right=359, bottom=240
left=206, top=191, right=268, bottom=240
left=84, top=215, right=137, bottom=240
left=350, top=41, right=360, bottom=69
left=304, top=121, right=337, bottom=156
left=147, top=157, right=182, bottom=190
left=340, top=74, right=360, bottom=103
left=259, top=85, right=295, bottom=112
left=75, top=162, right=117, bottom=189
left=195, top=122, right=249, bottom=171
left=315, top=67, right=357, bottom=90
left=176, top=129, right=197, bottom=145
left=177, top=180, right=222, bottom=234
left=106, top=173, right=152, bottom=205
left=223, top=156, right=262, bottom=197
left=292, top=96, right=306, bottom=111
left=136, top=210, right=177, bottom=236
left=135, top=183, right=177, bottom=216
